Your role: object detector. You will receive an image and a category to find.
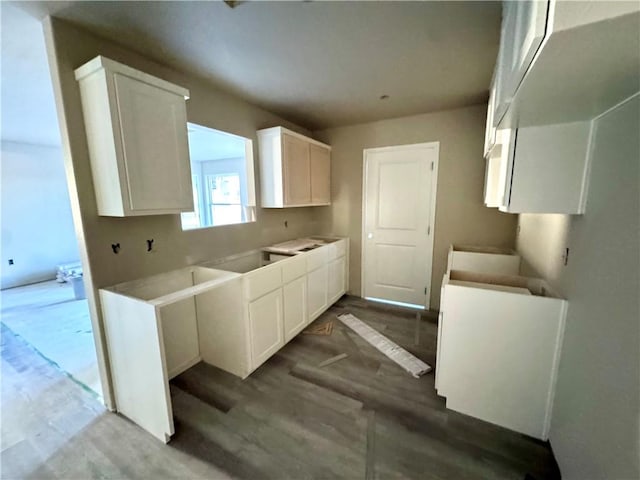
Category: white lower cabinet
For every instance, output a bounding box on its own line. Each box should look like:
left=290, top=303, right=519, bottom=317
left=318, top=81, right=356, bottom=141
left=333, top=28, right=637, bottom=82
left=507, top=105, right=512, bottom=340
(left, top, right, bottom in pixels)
left=308, top=265, right=328, bottom=321
left=249, top=288, right=284, bottom=370
left=437, top=270, right=566, bottom=440
left=99, top=237, right=348, bottom=444
left=283, top=276, right=308, bottom=342
left=328, top=256, right=346, bottom=304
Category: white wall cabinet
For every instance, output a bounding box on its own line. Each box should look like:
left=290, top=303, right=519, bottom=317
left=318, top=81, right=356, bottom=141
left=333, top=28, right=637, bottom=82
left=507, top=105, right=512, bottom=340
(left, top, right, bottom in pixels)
left=75, top=56, right=193, bottom=217
left=492, top=1, right=548, bottom=127
left=484, top=121, right=593, bottom=214
left=258, top=126, right=331, bottom=208
left=488, top=1, right=639, bottom=129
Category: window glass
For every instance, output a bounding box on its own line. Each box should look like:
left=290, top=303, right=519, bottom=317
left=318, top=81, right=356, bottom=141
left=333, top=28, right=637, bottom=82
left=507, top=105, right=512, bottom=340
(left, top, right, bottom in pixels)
left=181, top=123, right=256, bottom=230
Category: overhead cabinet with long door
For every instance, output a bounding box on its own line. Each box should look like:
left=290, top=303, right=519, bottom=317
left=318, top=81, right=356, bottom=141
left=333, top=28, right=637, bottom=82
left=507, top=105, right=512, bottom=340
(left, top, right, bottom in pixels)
left=258, top=127, right=331, bottom=208
left=75, top=56, right=193, bottom=217
left=488, top=0, right=639, bottom=132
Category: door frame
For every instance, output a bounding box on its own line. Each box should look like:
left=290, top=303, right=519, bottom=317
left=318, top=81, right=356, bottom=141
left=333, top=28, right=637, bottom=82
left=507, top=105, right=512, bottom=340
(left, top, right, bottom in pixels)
left=361, top=142, right=440, bottom=310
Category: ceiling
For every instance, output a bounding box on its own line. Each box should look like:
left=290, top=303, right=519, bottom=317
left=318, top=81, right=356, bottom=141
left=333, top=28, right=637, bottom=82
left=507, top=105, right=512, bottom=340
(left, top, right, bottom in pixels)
left=4, top=1, right=501, bottom=145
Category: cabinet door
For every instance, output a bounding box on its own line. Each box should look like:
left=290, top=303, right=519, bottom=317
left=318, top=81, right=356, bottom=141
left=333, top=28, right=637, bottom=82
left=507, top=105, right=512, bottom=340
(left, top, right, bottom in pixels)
left=508, top=1, right=548, bottom=96
left=327, top=256, right=346, bottom=305
left=283, top=276, right=308, bottom=342
left=113, top=73, right=193, bottom=213
left=307, top=265, right=328, bottom=321
left=249, top=289, right=284, bottom=370
left=282, top=133, right=311, bottom=205
left=309, top=144, right=331, bottom=204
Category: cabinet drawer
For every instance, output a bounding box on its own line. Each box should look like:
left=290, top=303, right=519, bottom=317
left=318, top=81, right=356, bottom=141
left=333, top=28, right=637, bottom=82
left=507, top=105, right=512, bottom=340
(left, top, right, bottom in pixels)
left=245, top=264, right=282, bottom=301
left=306, top=246, right=328, bottom=272
left=329, top=239, right=346, bottom=260
left=282, top=255, right=306, bottom=283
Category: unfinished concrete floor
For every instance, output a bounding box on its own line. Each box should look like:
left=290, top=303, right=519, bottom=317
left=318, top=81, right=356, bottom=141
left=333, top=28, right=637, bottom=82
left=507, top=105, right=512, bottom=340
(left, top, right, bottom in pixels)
left=1, top=296, right=560, bottom=479
left=0, top=280, right=101, bottom=397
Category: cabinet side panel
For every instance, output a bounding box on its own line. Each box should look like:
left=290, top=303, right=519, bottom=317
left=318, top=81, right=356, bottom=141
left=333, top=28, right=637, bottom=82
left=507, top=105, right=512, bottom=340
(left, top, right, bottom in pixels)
left=310, top=144, right=331, bottom=204
left=509, top=121, right=591, bottom=213
left=195, top=278, right=249, bottom=378
left=258, top=132, right=283, bottom=208
left=99, top=290, right=174, bottom=442
left=78, top=72, right=125, bottom=216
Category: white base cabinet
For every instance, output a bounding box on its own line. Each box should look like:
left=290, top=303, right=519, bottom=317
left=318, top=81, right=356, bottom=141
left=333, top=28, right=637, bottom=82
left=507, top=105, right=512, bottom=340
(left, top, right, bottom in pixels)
left=436, top=270, right=566, bottom=440
left=100, top=236, right=348, bottom=444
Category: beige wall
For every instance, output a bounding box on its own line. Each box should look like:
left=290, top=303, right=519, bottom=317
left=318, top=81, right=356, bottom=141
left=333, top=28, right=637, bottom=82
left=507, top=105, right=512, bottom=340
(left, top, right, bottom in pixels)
left=516, top=95, right=639, bottom=479
left=313, top=105, right=517, bottom=309
left=44, top=17, right=324, bottom=406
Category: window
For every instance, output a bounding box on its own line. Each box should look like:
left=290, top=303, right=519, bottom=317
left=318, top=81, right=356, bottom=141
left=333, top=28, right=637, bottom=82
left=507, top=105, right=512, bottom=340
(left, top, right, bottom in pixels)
left=181, top=123, right=256, bottom=230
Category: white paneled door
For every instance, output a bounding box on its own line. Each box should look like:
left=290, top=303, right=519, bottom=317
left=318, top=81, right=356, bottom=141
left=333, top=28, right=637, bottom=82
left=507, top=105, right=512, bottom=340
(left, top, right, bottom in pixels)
left=362, top=143, right=439, bottom=309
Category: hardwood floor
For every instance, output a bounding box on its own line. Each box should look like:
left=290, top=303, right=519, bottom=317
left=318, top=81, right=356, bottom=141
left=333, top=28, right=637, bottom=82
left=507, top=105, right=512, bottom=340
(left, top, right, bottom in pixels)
left=1, top=295, right=560, bottom=479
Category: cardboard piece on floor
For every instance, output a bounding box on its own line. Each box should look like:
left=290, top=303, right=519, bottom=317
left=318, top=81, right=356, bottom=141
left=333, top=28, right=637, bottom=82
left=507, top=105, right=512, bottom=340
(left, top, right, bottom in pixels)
left=337, top=313, right=432, bottom=378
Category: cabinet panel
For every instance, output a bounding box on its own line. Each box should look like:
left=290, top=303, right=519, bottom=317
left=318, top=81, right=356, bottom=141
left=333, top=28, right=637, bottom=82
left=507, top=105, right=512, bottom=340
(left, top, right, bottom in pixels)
left=249, top=289, right=284, bottom=369
left=114, top=73, right=192, bottom=212
left=307, top=265, right=328, bottom=321
left=283, top=276, right=308, bottom=341
left=309, top=144, right=331, bottom=204
left=282, top=255, right=306, bottom=284
left=282, top=133, right=311, bottom=205
left=327, top=256, right=346, bottom=305
left=159, top=298, right=199, bottom=379
left=498, top=121, right=592, bottom=214
left=245, top=263, right=282, bottom=301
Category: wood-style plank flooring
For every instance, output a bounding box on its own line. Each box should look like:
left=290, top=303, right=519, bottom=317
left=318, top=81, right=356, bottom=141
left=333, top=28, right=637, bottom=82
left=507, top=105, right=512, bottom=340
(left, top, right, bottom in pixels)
left=1, top=295, right=560, bottom=479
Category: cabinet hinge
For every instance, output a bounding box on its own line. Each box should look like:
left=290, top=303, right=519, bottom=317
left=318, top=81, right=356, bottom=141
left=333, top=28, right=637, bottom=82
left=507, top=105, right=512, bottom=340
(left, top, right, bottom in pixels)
left=427, top=225, right=431, bottom=236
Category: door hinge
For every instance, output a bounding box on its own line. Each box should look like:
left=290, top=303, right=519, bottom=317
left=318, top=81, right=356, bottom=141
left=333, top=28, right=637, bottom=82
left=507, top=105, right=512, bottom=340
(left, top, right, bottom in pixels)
left=430, top=161, right=434, bottom=171
left=427, top=225, right=431, bottom=235
left=424, top=287, right=427, bottom=295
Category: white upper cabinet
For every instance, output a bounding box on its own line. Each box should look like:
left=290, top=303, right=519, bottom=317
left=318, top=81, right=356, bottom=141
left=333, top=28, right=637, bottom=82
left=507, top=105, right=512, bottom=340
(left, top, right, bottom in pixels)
left=492, top=1, right=548, bottom=127
left=258, top=127, right=331, bottom=208
left=485, top=121, right=593, bottom=214
left=75, top=56, right=193, bottom=217
left=490, top=0, right=640, bottom=129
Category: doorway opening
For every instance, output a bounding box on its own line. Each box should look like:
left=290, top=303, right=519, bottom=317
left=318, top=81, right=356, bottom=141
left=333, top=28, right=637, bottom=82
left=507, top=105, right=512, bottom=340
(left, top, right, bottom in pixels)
left=361, top=142, right=439, bottom=310
left=0, top=5, right=102, bottom=399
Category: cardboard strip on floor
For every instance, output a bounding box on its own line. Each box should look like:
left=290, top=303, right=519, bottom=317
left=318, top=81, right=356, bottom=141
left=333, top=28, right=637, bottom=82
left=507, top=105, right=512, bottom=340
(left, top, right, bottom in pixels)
left=337, top=313, right=432, bottom=378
